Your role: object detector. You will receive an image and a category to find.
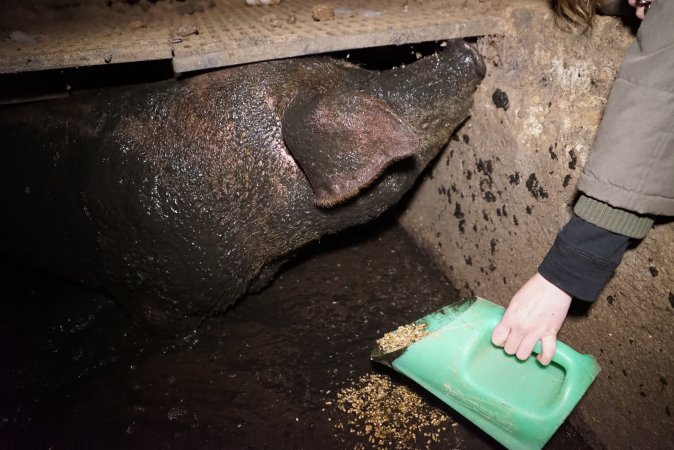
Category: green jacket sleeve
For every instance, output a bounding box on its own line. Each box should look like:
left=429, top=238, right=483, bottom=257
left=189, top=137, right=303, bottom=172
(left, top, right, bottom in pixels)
left=574, top=194, right=654, bottom=239
left=577, top=0, right=674, bottom=216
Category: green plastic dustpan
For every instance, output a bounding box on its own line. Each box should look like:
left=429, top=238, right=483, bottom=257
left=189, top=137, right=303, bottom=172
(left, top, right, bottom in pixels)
left=371, top=297, right=600, bottom=450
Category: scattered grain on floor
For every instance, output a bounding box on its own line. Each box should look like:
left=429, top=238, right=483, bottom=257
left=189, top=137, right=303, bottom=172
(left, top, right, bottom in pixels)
left=333, top=373, right=454, bottom=449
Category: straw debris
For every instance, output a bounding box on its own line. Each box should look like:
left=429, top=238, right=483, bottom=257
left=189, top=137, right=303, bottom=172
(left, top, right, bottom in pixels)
left=333, top=373, right=454, bottom=448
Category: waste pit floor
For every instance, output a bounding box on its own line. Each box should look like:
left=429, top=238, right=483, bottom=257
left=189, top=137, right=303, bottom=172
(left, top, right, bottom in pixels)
left=0, top=215, right=590, bottom=449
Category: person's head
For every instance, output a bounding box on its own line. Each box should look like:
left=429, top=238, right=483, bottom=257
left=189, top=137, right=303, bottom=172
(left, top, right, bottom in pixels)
left=554, top=0, right=647, bottom=28
left=553, top=0, right=602, bottom=28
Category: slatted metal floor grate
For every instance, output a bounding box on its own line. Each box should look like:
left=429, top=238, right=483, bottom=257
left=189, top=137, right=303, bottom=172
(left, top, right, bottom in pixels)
left=0, top=0, right=506, bottom=74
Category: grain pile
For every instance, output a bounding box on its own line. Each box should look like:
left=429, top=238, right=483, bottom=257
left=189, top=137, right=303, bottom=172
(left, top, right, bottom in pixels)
left=375, top=322, right=428, bottom=354
left=333, top=373, right=456, bottom=449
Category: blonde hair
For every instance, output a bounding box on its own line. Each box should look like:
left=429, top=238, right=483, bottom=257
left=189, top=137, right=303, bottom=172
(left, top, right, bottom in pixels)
left=553, top=0, right=602, bottom=27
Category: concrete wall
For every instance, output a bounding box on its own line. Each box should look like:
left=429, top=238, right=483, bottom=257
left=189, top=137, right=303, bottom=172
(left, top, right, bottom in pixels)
left=399, top=2, right=674, bottom=448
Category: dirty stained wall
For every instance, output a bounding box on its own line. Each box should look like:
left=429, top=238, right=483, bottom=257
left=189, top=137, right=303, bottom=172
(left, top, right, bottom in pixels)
left=399, top=2, right=674, bottom=448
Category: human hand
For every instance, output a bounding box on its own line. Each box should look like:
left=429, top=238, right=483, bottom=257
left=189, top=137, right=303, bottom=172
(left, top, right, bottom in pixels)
left=491, top=273, right=572, bottom=365
left=629, top=0, right=653, bottom=20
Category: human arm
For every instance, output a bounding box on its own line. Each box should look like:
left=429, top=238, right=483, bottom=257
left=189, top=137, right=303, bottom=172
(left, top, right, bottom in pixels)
left=491, top=203, right=645, bottom=365
left=492, top=0, right=672, bottom=365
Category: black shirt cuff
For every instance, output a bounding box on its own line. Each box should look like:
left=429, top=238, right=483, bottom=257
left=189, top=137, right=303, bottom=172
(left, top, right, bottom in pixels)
left=538, top=215, right=632, bottom=302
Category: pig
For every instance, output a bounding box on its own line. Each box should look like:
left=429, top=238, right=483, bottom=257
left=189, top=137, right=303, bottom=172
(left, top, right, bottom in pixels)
left=0, top=39, right=485, bottom=327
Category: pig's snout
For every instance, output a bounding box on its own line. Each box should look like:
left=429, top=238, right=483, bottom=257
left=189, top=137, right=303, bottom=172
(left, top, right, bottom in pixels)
left=444, top=39, right=486, bottom=79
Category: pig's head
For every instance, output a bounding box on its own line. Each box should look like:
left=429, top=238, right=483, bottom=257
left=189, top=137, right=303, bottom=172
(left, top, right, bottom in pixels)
left=282, top=39, right=485, bottom=208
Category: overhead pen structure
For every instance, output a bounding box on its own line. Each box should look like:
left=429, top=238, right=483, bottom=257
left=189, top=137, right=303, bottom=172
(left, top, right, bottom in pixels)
left=0, top=0, right=507, bottom=75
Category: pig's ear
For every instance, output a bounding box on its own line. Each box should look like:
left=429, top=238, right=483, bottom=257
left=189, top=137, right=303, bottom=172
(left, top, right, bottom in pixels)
left=282, top=91, right=419, bottom=208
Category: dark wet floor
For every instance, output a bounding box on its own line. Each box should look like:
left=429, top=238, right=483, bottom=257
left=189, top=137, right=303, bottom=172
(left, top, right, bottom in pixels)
left=0, top=214, right=590, bottom=449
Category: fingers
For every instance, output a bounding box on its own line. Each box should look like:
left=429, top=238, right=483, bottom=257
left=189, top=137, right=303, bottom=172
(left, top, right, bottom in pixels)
left=537, top=335, right=557, bottom=366
left=495, top=331, right=557, bottom=364
left=492, top=322, right=558, bottom=364
left=635, top=6, right=646, bottom=19
left=492, top=321, right=534, bottom=359
left=516, top=335, right=539, bottom=361
left=491, top=321, right=510, bottom=347
left=503, top=331, right=523, bottom=355
left=629, top=0, right=651, bottom=19
left=491, top=320, right=525, bottom=356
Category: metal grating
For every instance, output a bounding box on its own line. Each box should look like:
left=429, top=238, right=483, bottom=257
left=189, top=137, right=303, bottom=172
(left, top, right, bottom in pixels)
left=0, top=0, right=506, bottom=75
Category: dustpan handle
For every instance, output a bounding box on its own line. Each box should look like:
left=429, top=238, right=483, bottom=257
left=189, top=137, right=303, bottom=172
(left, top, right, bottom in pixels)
left=532, top=339, right=586, bottom=368
left=533, top=340, right=599, bottom=417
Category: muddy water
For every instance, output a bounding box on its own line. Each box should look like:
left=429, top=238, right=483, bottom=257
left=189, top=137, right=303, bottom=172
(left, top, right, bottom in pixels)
left=0, top=215, right=589, bottom=449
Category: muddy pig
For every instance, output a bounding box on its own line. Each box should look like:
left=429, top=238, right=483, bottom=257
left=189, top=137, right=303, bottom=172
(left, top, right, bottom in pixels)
left=0, top=40, right=485, bottom=327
